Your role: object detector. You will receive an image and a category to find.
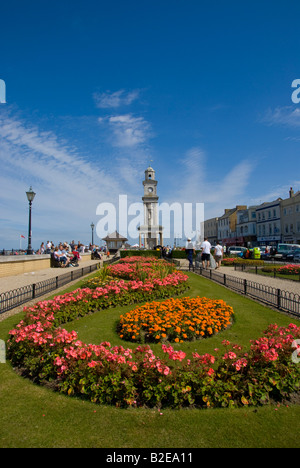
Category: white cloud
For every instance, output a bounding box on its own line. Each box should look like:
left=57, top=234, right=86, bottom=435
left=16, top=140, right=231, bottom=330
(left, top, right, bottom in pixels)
left=99, top=113, right=152, bottom=148
left=94, top=89, right=140, bottom=108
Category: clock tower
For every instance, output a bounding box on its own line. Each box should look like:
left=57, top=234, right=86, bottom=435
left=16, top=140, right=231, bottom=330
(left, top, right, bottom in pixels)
left=139, top=166, right=163, bottom=249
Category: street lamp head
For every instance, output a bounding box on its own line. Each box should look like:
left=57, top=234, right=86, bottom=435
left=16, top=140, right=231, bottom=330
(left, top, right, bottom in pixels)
left=26, top=186, right=36, bottom=203
left=91, top=222, right=95, bottom=229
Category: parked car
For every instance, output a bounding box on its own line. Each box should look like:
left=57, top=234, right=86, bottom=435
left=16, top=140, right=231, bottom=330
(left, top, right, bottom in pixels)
left=293, top=251, right=300, bottom=263
left=227, top=246, right=247, bottom=256
left=275, top=244, right=300, bottom=261
left=286, top=248, right=300, bottom=262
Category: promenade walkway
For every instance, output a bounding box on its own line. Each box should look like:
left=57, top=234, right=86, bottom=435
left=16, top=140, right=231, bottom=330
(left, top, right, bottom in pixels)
left=0, top=259, right=103, bottom=294
left=177, top=259, right=300, bottom=296
left=0, top=258, right=103, bottom=321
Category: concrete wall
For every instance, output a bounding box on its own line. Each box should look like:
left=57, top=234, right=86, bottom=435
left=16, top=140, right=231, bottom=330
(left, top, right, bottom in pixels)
left=0, top=253, right=92, bottom=278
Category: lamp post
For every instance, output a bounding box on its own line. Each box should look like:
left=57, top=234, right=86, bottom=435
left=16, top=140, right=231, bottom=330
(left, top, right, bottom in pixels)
left=90, top=222, right=95, bottom=245
left=26, top=186, right=36, bottom=255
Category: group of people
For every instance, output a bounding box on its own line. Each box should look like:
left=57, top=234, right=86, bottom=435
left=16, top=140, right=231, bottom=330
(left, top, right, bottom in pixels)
left=186, top=238, right=224, bottom=270
left=36, top=240, right=87, bottom=256
left=91, top=244, right=108, bottom=259
left=52, top=242, right=82, bottom=267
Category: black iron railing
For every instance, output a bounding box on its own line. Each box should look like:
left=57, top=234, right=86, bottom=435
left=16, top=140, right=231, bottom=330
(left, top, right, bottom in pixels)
left=0, top=262, right=101, bottom=315
left=181, top=264, right=300, bottom=318
left=233, top=263, right=300, bottom=282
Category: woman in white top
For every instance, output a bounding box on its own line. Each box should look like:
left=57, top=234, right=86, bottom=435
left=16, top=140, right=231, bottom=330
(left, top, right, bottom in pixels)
left=214, top=241, right=223, bottom=269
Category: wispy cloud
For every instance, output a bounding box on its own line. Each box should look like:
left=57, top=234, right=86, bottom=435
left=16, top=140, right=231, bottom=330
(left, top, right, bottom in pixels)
left=94, top=89, right=140, bottom=108
left=261, top=106, right=300, bottom=128
left=98, top=113, right=152, bottom=148
left=0, top=108, right=123, bottom=246
left=167, top=146, right=255, bottom=219
left=248, top=181, right=300, bottom=206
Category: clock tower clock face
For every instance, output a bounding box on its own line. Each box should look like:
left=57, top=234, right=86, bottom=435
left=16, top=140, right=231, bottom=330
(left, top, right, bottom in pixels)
left=148, top=187, right=153, bottom=193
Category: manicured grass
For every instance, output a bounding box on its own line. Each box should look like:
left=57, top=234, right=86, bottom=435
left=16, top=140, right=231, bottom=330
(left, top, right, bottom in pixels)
left=62, top=272, right=298, bottom=358
left=0, top=272, right=299, bottom=448
left=248, top=267, right=300, bottom=282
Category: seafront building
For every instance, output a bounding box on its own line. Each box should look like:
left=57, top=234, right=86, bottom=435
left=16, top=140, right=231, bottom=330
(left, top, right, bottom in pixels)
left=204, top=188, right=300, bottom=247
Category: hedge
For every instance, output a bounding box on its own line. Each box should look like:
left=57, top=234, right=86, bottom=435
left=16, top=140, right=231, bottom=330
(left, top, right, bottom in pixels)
left=120, top=250, right=161, bottom=258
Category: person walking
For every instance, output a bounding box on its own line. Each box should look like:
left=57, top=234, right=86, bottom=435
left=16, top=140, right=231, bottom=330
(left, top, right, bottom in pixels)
left=214, top=241, right=223, bottom=269
left=200, top=237, right=212, bottom=269
left=186, top=238, right=195, bottom=270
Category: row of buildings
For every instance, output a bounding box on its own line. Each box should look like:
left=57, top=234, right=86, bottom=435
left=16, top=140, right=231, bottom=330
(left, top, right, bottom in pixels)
left=204, top=187, right=300, bottom=248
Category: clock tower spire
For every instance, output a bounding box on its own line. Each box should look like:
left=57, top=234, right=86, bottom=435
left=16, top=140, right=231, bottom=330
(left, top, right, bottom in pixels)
left=139, top=166, right=163, bottom=249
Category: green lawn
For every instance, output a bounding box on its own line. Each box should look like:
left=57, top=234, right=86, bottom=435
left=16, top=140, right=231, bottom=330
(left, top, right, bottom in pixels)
left=248, top=267, right=300, bottom=283
left=0, top=272, right=299, bottom=448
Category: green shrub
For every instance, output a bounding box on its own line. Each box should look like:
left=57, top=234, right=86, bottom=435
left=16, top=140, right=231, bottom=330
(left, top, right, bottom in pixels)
left=222, top=258, right=265, bottom=266
left=171, top=250, right=201, bottom=259
left=120, top=250, right=161, bottom=258
left=262, top=265, right=282, bottom=273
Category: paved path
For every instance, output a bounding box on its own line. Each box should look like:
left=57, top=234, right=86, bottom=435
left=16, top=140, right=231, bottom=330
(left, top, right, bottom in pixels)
left=0, top=259, right=104, bottom=322
left=177, top=259, right=300, bottom=296
left=0, top=259, right=103, bottom=294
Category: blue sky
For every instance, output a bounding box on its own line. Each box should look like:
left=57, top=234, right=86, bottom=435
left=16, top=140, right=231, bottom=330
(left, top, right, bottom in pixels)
left=1, top=0, right=300, bottom=249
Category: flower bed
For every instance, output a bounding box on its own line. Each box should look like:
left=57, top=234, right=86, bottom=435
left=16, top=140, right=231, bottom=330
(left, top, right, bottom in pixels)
left=6, top=257, right=300, bottom=409
left=82, top=256, right=177, bottom=288
left=107, top=256, right=176, bottom=282
left=9, top=274, right=189, bottom=328
left=277, top=264, right=300, bottom=275
left=117, top=296, right=234, bottom=343
left=221, top=257, right=236, bottom=266
left=8, top=316, right=300, bottom=408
